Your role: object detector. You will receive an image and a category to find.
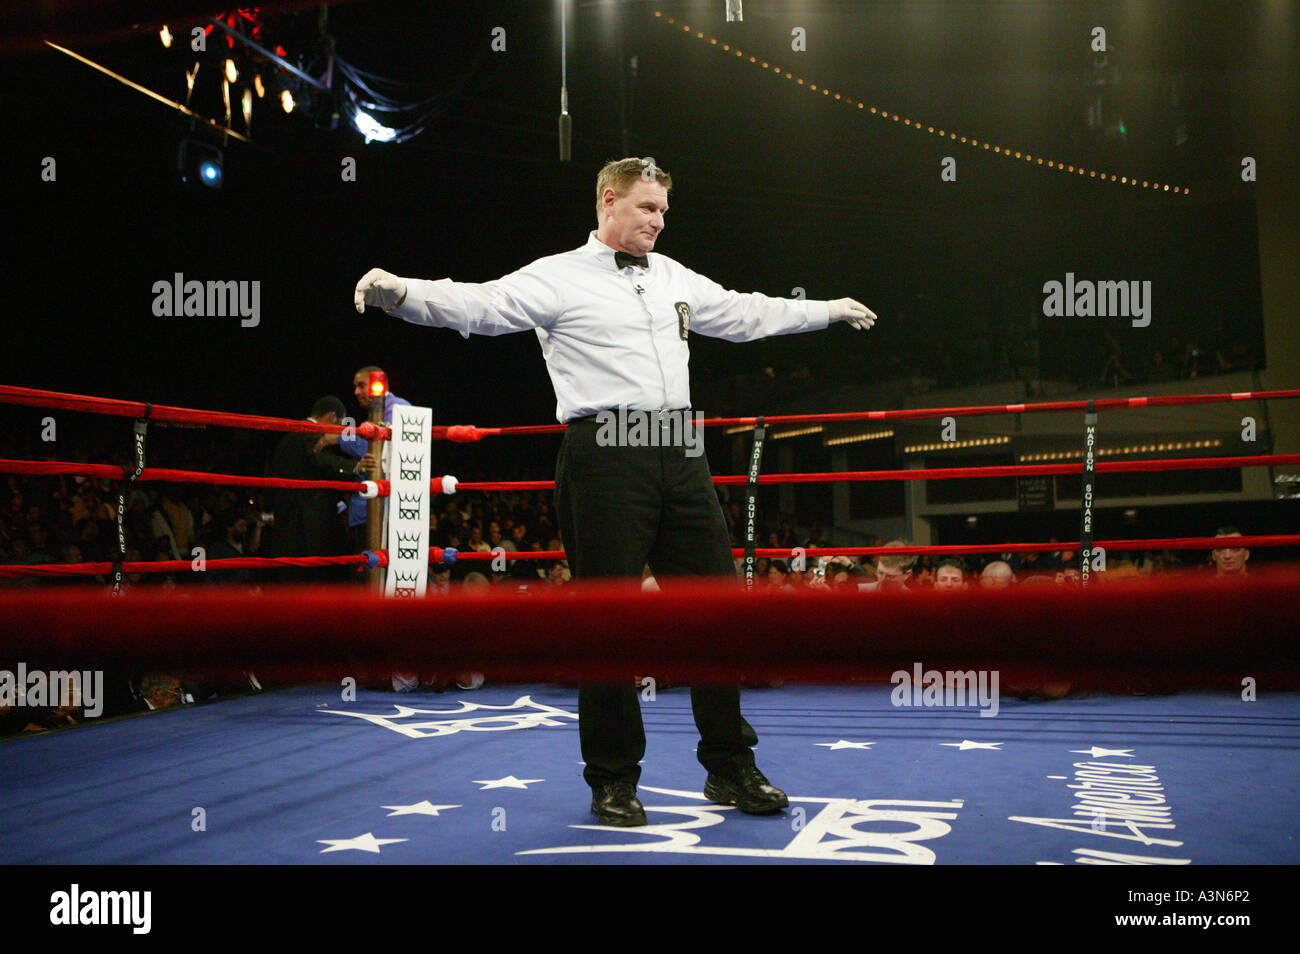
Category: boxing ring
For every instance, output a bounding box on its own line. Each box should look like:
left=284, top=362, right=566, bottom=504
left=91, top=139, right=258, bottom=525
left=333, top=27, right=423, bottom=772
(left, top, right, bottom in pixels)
left=2, top=382, right=1300, bottom=867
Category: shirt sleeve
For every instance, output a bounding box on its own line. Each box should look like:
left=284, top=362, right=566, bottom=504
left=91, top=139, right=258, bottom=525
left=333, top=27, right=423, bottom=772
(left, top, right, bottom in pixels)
left=677, top=265, right=830, bottom=342
left=341, top=395, right=411, bottom=458
left=388, top=266, right=561, bottom=338
left=337, top=431, right=364, bottom=459
left=309, top=446, right=360, bottom=481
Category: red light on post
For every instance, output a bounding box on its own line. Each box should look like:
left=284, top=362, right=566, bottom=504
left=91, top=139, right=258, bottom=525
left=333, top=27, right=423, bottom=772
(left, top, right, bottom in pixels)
left=368, top=371, right=388, bottom=398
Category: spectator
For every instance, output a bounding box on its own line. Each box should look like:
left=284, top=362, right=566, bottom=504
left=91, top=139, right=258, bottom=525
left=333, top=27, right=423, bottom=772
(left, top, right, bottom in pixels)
left=205, top=509, right=264, bottom=584
left=912, top=554, right=936, bottom=588
left=160, top=485, right=195, bottom=554
left=1210, top=526, right=1249, bottom=578
left=429, top=563, right=453, bottom=593
left=1215, top=340, right=1255, bottom=374
left=546, top=560, right=571, bottom=585
left=861, top=540, right=916, bottom=591
left=980, top=560, right=1015, bottom=589
left=933, top=558, right=967, bottom=591
left=149, top=498, right=182, bottom=562
left=465, top=524, right=491, bottom=553
left=74, top=518, right=107, bottom=563
left=766, top=559, right=791, bottom=587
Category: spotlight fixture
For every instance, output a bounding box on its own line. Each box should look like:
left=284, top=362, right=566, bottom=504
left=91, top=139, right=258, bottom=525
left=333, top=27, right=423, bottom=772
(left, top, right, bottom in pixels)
left=177, top=138, right=223, bottom=189
left=353, top=109, right=397, bottom=143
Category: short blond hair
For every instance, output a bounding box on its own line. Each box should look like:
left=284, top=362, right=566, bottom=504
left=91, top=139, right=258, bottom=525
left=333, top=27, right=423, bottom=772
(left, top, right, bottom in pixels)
left=595, top=157, right=672, bottom=221
left=876, top=540, right=918, bottom=572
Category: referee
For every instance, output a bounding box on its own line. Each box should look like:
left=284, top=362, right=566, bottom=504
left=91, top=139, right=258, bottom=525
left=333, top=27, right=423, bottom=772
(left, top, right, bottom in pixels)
left=355, top=157, right=875, bottom=827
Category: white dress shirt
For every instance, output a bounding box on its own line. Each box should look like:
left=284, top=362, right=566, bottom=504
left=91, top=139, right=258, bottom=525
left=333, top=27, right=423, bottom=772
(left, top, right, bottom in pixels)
left=389, top=232, right=830, bottom=422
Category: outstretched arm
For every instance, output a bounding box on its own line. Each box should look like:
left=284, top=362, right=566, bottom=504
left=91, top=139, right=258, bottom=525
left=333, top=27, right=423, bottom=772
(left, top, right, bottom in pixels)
left=682, top=265, right=876, bottom=341
left=354, top=267, right=560, bottom=338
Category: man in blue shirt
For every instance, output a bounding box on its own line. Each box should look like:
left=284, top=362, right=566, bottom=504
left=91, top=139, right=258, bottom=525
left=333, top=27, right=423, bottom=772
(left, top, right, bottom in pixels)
left=337, top=365, right=411, bottom=553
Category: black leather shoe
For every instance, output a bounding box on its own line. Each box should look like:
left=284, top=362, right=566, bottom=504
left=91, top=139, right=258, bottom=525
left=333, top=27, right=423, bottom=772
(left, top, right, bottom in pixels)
left=704, top=765, right=789, bottom=814
left=590, top=782, right=647, bottom=827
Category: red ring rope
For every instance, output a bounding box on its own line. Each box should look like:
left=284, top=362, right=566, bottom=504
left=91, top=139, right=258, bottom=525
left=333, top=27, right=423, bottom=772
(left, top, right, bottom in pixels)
left=3, top=572, right=1297, bottom=688
left=6, top=382, right=1299, bottom=439
left=3, top=537, right=1294, bottom=580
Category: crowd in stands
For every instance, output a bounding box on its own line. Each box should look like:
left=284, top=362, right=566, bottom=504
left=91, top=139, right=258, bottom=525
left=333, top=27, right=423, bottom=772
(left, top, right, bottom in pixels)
left=744, top=530, right=1252, bottom=593
left=1096, top=331, right=1257, bottom=389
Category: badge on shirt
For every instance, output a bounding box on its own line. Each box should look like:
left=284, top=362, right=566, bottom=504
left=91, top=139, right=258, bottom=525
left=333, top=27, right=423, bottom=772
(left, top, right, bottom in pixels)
left=674, top=301, right=692, bottom=340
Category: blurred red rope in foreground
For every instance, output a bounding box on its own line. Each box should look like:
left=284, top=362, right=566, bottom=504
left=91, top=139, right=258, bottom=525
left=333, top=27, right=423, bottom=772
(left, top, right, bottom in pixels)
left=2, top=571, right=1297, bottom=688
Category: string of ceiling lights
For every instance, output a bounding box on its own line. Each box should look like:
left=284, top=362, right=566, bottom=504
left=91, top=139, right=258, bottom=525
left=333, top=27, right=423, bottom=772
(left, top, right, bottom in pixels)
left=652, top=10, right=1191, bottom=197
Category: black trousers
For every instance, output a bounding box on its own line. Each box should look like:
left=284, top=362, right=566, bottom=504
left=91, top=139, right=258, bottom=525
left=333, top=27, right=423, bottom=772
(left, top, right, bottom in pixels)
left=554, top=415, right=756, bottom=789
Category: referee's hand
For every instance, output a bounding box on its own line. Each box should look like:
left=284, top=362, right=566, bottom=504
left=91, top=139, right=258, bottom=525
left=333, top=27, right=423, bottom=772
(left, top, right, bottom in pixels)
left=828, top=298, right=876, bottom=331
left=354, top=268, right=408, bottom=313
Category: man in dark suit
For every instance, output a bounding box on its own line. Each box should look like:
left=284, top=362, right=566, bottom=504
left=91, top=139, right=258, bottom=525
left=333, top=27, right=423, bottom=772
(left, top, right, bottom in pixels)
left=267, top=396, right=374, bottom=582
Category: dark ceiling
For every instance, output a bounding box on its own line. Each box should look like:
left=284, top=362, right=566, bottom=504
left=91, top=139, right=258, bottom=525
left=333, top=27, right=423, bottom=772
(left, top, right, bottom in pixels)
left=1, top=1, right=1292, bottom=431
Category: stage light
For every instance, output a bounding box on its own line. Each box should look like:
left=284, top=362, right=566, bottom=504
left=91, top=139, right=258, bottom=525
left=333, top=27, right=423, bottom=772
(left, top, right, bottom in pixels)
left=241, top=88, right=253, bottom=130
left=225, top=59, right=238, bottom=83
left=253, top=74, right=265, bottom=98
left=177, top=138, right=224, bottom=189
left=353, top=109, right=398, bottom=143
left=281, top=89, right=294, bottom=113
left=160, top=25, right=172, bottom=48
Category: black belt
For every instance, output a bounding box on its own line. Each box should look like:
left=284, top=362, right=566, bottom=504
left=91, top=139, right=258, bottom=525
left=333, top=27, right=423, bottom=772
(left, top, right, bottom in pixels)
left=567, top=408, right=693, bottom=425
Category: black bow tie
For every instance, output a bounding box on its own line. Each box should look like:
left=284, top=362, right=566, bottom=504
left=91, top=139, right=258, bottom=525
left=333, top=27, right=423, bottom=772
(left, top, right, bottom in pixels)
left=615, top=251, right=649, bottom=270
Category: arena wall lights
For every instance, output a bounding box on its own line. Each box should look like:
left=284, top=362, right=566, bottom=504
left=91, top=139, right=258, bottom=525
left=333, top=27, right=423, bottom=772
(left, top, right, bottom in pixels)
left=904, top=436, right=1012, bottom=454
left=1017, top=439, right=1224, bottom=463
left=771, top=426, right=823, bottom=440
left=825, top=430, right=894, bottom=446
